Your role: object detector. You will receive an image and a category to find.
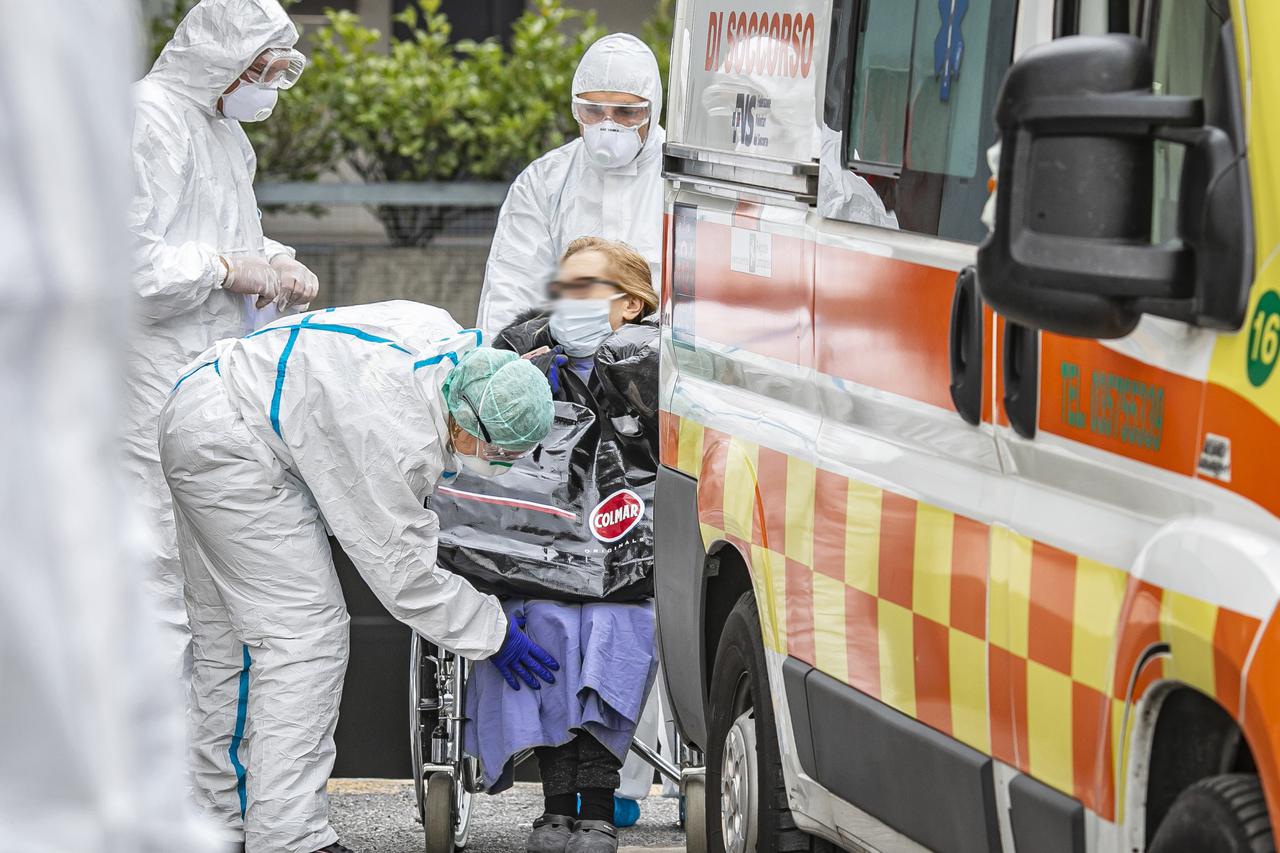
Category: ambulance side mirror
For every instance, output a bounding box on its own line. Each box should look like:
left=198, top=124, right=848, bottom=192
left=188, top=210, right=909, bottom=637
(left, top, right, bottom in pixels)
left=977, top=33, right=1252, bottom=339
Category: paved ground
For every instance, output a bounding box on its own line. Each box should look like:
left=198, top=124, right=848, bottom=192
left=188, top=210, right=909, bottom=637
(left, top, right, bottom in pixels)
left=330, top=779, right=686, bottom=852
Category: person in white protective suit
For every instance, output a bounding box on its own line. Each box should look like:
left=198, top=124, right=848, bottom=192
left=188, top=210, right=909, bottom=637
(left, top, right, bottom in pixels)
left=158, top=302, right=558, bottom=853
left=128, top=0, right=321, bottom=685
left=478, top=33, right=676, bottom=822
left=476, top=33, right=665, bottom=338
left=0, top=1, right=221, bottom=851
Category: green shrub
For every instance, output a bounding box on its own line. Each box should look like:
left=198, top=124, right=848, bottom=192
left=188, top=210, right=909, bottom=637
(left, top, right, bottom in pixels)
left=641, top=0, right=674, bottom=125
left=313, top=0, right=603, bottom=184
left=305, top=0, right=605, bottom=242
left=459, top=0, right=605, bottom=179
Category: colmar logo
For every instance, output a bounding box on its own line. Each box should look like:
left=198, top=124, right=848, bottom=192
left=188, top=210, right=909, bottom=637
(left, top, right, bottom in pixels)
left=590, top=489, right=645, bottom=543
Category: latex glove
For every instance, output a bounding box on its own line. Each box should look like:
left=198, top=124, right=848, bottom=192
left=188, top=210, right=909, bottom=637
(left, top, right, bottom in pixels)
left=491, top=611, right=559, bottom=691
left=221, top=256, right=280, bottom=309
left=270, top=254, right=320, bottom=310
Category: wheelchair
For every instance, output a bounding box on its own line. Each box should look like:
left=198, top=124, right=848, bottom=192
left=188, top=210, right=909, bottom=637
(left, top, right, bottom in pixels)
left=409, top=631, right=706, bottom=853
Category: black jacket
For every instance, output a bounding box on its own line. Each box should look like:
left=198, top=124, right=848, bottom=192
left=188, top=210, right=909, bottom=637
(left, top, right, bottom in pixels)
left=493, top=311, right=661, bottom=451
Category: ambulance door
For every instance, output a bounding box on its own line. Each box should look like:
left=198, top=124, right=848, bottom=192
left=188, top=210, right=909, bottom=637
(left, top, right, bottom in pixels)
left=980, top=0, right=1260, bottom=842
left=791, top=0, right=1019, bottom=850
left=657, top=0, right=828, bottom=754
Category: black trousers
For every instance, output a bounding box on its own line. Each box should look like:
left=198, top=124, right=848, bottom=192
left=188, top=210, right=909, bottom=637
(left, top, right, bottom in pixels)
left=534, top=732, right=623, bottom=796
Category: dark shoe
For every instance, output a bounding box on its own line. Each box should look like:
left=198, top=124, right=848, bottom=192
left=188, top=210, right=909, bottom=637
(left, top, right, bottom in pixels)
left=566, top=820, right=618, bottom=853
left=527, top=813, right=575, bottom=853
left=313, top=844, right=357, bottom=853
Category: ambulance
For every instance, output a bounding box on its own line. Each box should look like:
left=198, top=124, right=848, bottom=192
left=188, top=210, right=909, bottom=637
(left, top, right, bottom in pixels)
left=654, top=0, right=1280, bottom=851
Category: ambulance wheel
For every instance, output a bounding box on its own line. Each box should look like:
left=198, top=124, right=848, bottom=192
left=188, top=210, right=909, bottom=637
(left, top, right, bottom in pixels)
left=683, top=770, right=709, bottom=853
left=1149, top=774, right=1275, bottom=853
left=705, top=594, right=832, bottom=853
left=424, top=771, right=456, bottom=853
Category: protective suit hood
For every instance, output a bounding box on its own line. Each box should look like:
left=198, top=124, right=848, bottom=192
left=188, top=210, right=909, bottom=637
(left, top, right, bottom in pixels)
left=477, top=33, right=665, bottom=336
left=148, top=0, right=298, bottom=115
left=572, top=34, right=664, bottom=165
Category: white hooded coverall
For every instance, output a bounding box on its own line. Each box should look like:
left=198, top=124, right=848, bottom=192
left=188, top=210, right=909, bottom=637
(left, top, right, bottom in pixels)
left=128, top=0, right=302, bottom=683
left=159, top=301, right=508, bottom=852
left=476, top=34, right=666, bottom=338
left=0, top=1, right=220, bottom=850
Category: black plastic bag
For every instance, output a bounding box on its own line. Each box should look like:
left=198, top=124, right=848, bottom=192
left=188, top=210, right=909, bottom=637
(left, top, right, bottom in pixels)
left=595, top=319, right=660, bottom=444
left=427, top=398, right=655, bottom=602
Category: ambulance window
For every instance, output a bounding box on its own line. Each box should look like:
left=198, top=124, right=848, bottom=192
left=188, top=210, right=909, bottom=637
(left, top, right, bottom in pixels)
left=1063, top=0, right=1138, bottom=36
left=843, top=0, right=1018, bottom=243
left=1147, top=0, right=1229, bottom=243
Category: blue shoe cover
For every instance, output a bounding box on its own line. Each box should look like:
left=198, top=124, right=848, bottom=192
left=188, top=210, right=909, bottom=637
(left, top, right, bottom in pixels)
left=613, top=796, right=640, bottom=828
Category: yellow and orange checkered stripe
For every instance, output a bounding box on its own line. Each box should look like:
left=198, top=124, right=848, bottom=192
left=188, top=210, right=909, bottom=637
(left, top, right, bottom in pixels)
left=659, top=411, right=1261, bottom=822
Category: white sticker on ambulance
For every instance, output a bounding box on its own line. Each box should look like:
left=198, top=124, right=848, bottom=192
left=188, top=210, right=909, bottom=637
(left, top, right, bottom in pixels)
left=731, top=228, right=772, bottom=277
left=677, top=0, right=827, bottom=162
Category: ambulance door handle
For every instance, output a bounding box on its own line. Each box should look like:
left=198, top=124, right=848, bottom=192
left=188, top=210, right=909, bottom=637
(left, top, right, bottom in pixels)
left=1003, top=321, right=1039, bottom=439
left=948, top=266, right=983, bottom=426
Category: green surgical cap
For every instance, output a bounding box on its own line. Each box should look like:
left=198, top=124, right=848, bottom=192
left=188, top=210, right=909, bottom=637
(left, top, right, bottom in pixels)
left=442, top=348, right=554, bottom=452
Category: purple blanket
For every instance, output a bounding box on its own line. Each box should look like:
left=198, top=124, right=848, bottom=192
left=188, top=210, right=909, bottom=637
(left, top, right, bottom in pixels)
left=463, top=598, right=657, bottom=793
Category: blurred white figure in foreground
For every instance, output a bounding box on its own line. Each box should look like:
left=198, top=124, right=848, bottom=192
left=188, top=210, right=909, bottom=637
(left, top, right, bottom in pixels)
left=0, top=1, right=221, bottom=850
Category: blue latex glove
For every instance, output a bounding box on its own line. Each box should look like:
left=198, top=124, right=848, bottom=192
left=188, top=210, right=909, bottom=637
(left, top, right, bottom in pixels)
left=492, top=611, right=559, bottom=690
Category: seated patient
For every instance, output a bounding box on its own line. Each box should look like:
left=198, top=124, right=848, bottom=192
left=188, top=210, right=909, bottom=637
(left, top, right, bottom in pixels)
left=463, top=237, right=660, bottom=853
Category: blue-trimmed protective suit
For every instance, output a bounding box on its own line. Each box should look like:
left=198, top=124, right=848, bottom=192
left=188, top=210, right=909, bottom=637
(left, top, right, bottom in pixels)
left=159, top=301, right=508, bottom=852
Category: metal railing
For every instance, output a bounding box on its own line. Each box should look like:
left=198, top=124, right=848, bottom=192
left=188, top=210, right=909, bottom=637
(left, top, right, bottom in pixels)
left=254, top=181, right=510, bottom=207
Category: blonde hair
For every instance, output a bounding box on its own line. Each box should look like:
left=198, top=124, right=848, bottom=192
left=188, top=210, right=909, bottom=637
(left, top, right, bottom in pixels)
left=561, top=236, right=658, bottom=320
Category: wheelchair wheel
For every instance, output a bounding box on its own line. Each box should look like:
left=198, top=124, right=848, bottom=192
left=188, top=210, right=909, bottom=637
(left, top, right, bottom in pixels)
left=410, top=632, right=477, bottom=851
left=453, top=763, right=476, bottom=849
left=425, top=771, right=456, bottom=853
left=409, top=631, right=432, bottom=827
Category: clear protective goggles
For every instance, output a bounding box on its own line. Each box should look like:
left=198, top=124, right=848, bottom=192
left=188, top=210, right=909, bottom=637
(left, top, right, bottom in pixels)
left=476, top=441, right=526, bottom=464
left=571, top=96, right=651, bottom=128
left=240, top=47, right=307, bottom=90
left=456, top=394, right=531, bottom=463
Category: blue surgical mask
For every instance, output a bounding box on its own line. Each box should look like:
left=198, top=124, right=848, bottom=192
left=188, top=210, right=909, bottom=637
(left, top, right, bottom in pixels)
left=550, top=295, right=621, bottom=357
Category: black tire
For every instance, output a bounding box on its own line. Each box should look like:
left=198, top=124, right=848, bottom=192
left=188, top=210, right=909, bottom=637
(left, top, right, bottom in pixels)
left=685, top=771, right=709, bottom=853
left=1149, top=774, right=1275, bottom=853
left=706, top=593, right=834, bottom=853
left=424, top=771, right=456, bottom=853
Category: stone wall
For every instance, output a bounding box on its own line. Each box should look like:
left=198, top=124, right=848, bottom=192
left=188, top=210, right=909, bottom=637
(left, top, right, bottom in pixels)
left=296, top=238, right=492, bottom=328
